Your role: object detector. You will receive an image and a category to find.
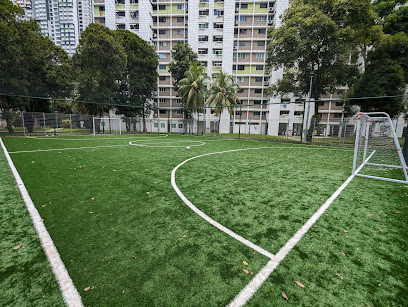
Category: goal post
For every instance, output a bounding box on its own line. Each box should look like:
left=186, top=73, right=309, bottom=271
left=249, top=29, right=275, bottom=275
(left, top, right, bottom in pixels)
left=92, top=117, right=122, bottom=136
left=352, top=112, right=408, bottom=184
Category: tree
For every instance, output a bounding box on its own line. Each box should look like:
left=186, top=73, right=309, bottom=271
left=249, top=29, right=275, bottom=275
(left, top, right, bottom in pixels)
left=0, top=0, right=73, bottom=134
left=383, top=6, right=408, bottom=35
left=206, top=71, right=240, bottom=135
left=72, top=24, right=127, bottom=117
left=266, top=0, right=376, bottom=140
left=372, top=0, right=407, bottom=19
left=347, top=33, right=408, bottom=117
left=168, top=43, right=198, bottom=90
left=113, top=30, right=158, bottom=133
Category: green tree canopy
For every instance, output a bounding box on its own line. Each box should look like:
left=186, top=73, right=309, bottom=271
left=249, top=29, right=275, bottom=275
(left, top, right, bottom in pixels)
left=168, top=43, right=198, bottom=90
left=347, top=33, right=408, bottom=117
left=72, top=24, right=127, bottom=115
left=178, top=62, right=208, bottom=111
left=206, top=71, right=240, bottom=116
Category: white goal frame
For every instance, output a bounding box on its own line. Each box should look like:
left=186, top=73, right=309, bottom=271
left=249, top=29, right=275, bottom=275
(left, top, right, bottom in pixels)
left=92, top=117, right=122, bottom=136
left=352, top=112, right=408, bottom=184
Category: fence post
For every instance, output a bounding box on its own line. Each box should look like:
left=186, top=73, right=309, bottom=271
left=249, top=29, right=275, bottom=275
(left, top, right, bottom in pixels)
left=311, top=117, right=316, bottom=144
left=69, top=113, right=72, bottom=135
left=239, top=105, right=242, bottom=139
left=248, top=117, right=251, bottom=139
left=197, top=110, right=199, bottom=136
left=51, top=99, right=56, bottom=136
left=43, top=112, right=46, bottom=135
left=22, top=111, right=26, bottom=136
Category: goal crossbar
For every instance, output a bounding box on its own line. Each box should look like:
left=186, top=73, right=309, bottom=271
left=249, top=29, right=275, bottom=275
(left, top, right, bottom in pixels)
left=352, top=112, right=408, bottom=184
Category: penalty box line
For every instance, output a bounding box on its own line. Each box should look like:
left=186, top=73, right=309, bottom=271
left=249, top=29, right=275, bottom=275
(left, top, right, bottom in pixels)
left=228, top=151, right=375, bottom=307
left=0, top=138, right=83, bottom=307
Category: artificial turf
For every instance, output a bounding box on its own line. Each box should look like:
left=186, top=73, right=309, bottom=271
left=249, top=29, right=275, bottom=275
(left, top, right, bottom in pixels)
left=0, top=142, right=64, bottom=306
left=2, top=134, right=407, bottom=306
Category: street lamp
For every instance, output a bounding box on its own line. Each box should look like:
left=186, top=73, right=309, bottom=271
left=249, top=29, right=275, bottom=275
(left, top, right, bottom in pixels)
left=304, top=71, right=314, bottom=143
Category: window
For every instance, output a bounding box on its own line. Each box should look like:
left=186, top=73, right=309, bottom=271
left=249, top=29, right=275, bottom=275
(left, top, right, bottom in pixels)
left=241, top=3, right=248, bottom=8
left=158, top=29, right=166, bottom=34
left=177, top=17, right=184, bottom=22
left=199, top=23, right=209, bottom=28
left=213, top=61, right=222, bottom=67
left=201, top=61, right=208, bottom=67
left=159, top=98, right=166, bottom=103
left=239, top=29, right=247, bottom=34
left=159, top=17, right=166, bottom=23
left=177, top=29, right=184, bottom=35
left=160, top=123, right=165, bottom=128
left=258, top=29, right=266, bottom=34
left=240, top=16, right=247, bottom=22
left=171, top=123, right=176, bottom=128
left=159, top=65, right=166, bottom=70
left=159, top=76, right=166, bottom=81
left=159, top=41, right=166, bottom=47
left=213, top=23, right=223, bottom=29
left=130, top=0, right=138, bottom=3
left=235, top=111, right=242, bottom=116
left=256, top=53, right=264, bottom=59
left=255, top=89, right=262, bottom=93
left=199, top=36, right=208, bottom=42
left=333, top=113, right=343, bottom=118
left=238, top=89, right=244, bottom=93
left=198, top=48, right=208, bottom=54
left=154, top=123, right=158, bottom=128
left=177, top=4, right=184, bottom=10
left=175, top=99, right=181, bottom=104
left=260, top=3, right=267, bottom=8
left=158, top=5, right=165, bottom=10
left=158, top=53, right=165, bottom=59
left=116, top=24, right=125, bottom=29
left=239, top=41, right=246, bottom=46
left=254, top=100, right=262, bottom=104
left=254, top=112, right=260, bottom=116
left=176, top=110, right=183, bottom=115
left=214, top=10, right=224, bottom=16
left=258, top=16, right=266, bottom=21
left=130, top=24, right=139, bottom=30
left=335, top=102, right=343, bottom=106
left=280, top=111, right=289, bottom=115
left=213, top=36, right=223, bottom=42
left=159, top=109, right=166, bottom=114
left=236, top=77, right=244, bottom=82
left=257, top=41, right=266, bottom=46
left=255, top=77, right=263, bottom=82
left=256, top=65, right=264, bottom=70
left=199, top=10, right=209, bottom=16
left=213, top=49, right=222, bottom=55
left=233, top=65, right=245, bottom=70
left=237, top=53, right=245, bottom=58
left=159, top=87, right=166, bottom=92
left=178, top=123, right=183, bottom=128
left=116, top=11, right=125, bottom=17
left=294, top=111, right=303, bottom=116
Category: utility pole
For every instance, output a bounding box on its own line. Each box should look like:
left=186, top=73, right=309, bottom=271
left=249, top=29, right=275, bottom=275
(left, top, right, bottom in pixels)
left=304, top=71, right=314, bottom=143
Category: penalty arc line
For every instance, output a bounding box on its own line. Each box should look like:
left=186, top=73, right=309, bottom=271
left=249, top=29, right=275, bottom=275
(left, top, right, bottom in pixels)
left=227, top=150, right=376, bottom=307
left=0, top=138, right=83, bottom=307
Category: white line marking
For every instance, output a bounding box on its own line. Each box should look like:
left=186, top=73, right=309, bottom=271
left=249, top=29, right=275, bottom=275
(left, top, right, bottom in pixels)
left=171, top=146, right=352, bottom=260
left=25, top=134, right=169, bottom=141
left=227, top=151, right=376, bottom=307
left=0, top=138, right=83, bottom=307
left=9, top=144, right=130, bottom=153
left=129, top=140, right=206, bottom=148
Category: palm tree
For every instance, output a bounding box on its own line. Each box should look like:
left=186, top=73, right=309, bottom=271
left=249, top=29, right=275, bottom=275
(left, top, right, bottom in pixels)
left=177, top=62, right=208, bottom=133
left=206, top=71, right=240, bottom=135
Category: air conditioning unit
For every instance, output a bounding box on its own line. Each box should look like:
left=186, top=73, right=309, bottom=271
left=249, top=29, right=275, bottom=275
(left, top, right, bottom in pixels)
left=268, top=20, right=273, bottom=25
left=153, top=33, right=157, bottom=38
left=233, top=46, right=237, bottom=50
left=269, top=7, right=275, bottom=12
left=264, top=81, right=269, bottom=86
left=235, top=8, right=239, bottom=12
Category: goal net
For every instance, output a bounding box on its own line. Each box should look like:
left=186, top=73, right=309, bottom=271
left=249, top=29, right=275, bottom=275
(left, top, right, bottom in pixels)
left=352, top=112, right=408, bottom=184
left=92, top=117, right=122, bottom=135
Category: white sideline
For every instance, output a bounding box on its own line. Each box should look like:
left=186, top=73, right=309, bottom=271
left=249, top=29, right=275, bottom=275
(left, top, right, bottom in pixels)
left=0, top=138, right=83, bottom=307
left=227, top=150, right=376, bottom=307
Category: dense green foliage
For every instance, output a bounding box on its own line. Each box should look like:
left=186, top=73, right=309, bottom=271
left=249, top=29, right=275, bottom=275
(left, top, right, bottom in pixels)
left=168, top=43, right=198, bottom=90
left=2, top=135, right=407, bottom=305
left=0, top=0, right=72, bottom=133
left=177, top=62, right=208, bottom=111
left=0, top=149, right=64, bottom=306
left=206, top=72, right=240, bottom=116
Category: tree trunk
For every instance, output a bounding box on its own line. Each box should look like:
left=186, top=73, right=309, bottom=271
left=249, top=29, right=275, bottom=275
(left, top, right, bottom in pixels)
left=6, top=117, right=14, bottom=135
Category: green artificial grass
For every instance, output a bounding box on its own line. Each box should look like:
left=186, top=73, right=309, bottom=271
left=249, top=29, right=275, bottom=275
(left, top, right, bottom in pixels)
left=0, top=144, right=64, bottom=306
left=2, top=134, right=407, bottom=306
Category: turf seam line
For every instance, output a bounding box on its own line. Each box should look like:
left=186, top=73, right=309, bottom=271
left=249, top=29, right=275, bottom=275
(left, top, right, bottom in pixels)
left=0, top=138, right=83, bottom=307
left=227, top=150, right=376, bottom=307
left=8, top=144, right=130, bottom=153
